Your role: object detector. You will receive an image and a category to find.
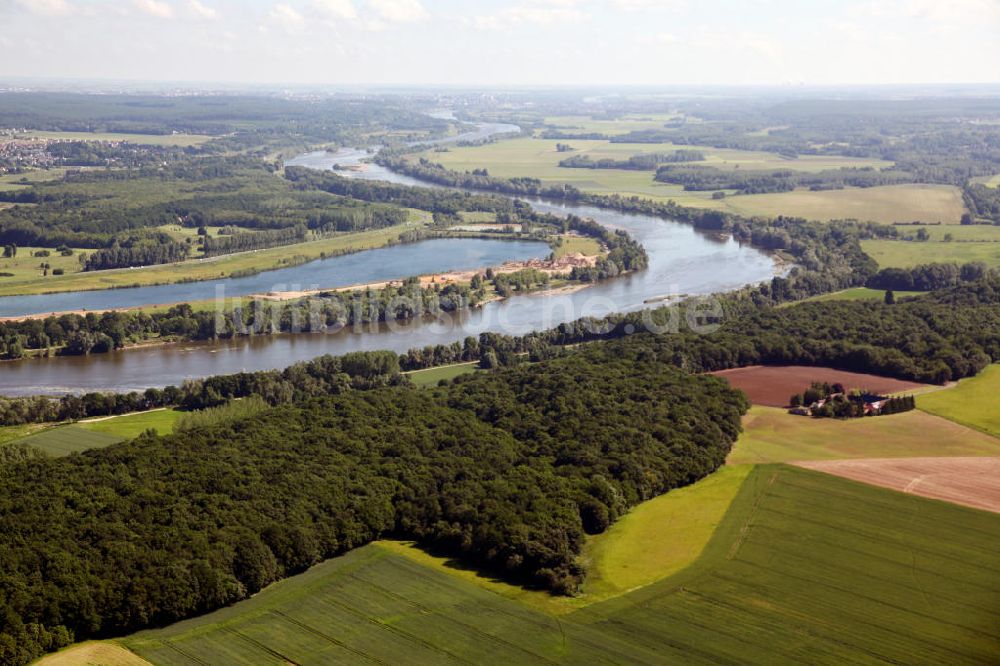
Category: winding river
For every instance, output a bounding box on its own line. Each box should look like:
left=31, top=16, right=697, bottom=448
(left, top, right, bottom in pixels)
left=0, top=120, right=778, bottom=395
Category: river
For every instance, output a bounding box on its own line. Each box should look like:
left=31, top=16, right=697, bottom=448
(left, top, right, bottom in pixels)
left=0, top=121, right=778, bottom=395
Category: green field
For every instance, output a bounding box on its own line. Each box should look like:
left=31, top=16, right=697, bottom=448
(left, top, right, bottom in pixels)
left=406, top=362, right=481, bottom=387
left=729, top=405, right=1000, bottom=464
left=580, top=464, right=751, bottom=602
left=575, top=465, right=1000, bottom=664
left=863, top=225, right=1000, bottom=268
left=971, top=173, right=1000, bottom=187
left=417, top=137, right=963, bottom=224
left=918, top=365, right=1000, bottom=438
left=109, top=464, right=999, bottom=664
left=18, top=130, right=214, bottom=147
left=553, top=235, right=601, bottom=257
left=722, top=183, right=965, bottom=224
left=0, top=246, right=92, bottom=281
left=0, top=168, right=82, bottom=188
left=543, top=113, right=687, bottom=136
left=418, top=137, right=892, bottom=210
left=0, top=422, right=53, bottom=447
left=8, top=424, right=123, bottom=457
left=79, top=408, right=182, bottom=439
left=797, top=287, right=925, bottom=303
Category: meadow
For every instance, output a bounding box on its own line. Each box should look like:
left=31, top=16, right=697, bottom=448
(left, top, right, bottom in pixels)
left=17, top=130, right=214, bottom=147
left=552, top=235, right=601, bottom=257
left=729, top=405, right=1000, bottom=464
left=720, top=183, right=965, bottom=224
left=797, top=287, right=924, bottom=303
left=862, top=225, right=1000, bottom=268
left=918, top=365, right=1000, bottom=438
left=6, top=424, right=122, bottom=456
left=55, top=464, right=999, bottom=665
left=405, top=362, right=481, bottom=387
left=78, top=408, right=182, bottom=439
left=0, top=246, right=92, bottom=281
left=542, top=113, right=687, bottom=136
left=417, top=137, right=962, bottom=224
left=971, top=173, right=1000, bottom=187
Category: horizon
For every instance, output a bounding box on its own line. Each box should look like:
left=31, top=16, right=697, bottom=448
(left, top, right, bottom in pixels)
left=3, top=0, right=999, bottom=87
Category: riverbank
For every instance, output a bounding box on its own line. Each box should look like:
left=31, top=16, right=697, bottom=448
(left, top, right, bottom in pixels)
left=0, top=218, right=426, bottom=299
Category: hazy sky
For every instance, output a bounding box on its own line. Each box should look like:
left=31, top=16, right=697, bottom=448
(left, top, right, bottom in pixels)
left=2, top=0, right=999, bottom=86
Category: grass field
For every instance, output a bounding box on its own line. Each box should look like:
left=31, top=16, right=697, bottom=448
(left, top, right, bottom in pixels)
left=721, top=183, right=965, bottom=224
left=729, top=405, right=1000, bottom=464
left=0, top=221, right=420, bottom=298
left=580, top=465, right=751, bottom=602
left=122, top=545, right=643, bottom=663
left=0, top=246, right=92, bottom=280
left=110, top=464, right=1000, bottom=664
left=8, top=424, right=123, bottom=457
left=18, top=130, right=214, bottom=147
left=553, top=235, right=602, bottom=258
left=863, top=225, right=1000, bottom=268
left=971, top=173, right=1000, bottom=187
left=78, top=408, right=182, bottom=439
left=0, top=422, right=54, bottom=447
left=918, top=365, right=1000, bottom=438
left=417, top=137, right=892, bottom=209
left=797, top=287, right=925, bottom=303
left=417, top=137, right=961, bottom=224
left=543, top=113, right=685, bottom=136
left=577, top=464, right=1000, bottom=664
left=406, top=362, right=481, bottom=387
left=0, top=168, right=81, bottom=188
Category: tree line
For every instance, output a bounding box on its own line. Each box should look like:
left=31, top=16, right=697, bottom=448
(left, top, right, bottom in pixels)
left=559, top=150, right=705, bottom=170
left=865, top=262, right=992, bottom=291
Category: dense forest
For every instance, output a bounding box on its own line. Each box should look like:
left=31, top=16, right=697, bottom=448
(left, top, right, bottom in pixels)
left=0, top=158, right=410, bottom=255
left=865, top=261, right=991, bottom=291
left=0, top=337, right=748, bottom=663
left=0, top=92, right=448, bottom=149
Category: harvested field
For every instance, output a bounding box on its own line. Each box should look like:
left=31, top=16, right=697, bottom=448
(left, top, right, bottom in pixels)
left=730, top=406, right=1000, bottom=464
left=34, top=641, right=150, bottom=666
left=796, top=457, right=1000, bottom=513
left=710, top=365, right=927, bottom=407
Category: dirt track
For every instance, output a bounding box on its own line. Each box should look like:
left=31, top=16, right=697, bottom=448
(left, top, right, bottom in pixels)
left=795, top=457, right=1000, bottom=513
left=710, top=365, right=928, bottom=407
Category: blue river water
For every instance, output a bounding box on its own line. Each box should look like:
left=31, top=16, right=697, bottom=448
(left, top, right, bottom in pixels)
left=0, top=120, right=780, bottom=395
left=0, top=239, right=548, bottom=319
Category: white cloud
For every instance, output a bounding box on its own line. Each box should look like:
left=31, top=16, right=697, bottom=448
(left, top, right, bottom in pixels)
left=188, top=0, right=216, bottom=19
left=472, top=0, right=589, bottom=29
left=860, top=0, right=1000, bottom=25
left=610, top=0, right=687, bottom=10
left=134, top=0, right=174, bottom=19
left=269, top=2, right=305, bottom=29
left=314, top=0, right=357, bottom=20
left=14, top=0, right=76, bottom=16
left=368, top=0, right=426, bottom=23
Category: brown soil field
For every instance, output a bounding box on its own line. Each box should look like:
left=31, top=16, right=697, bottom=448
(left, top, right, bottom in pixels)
left=710, top=365, right=928, bottom=407
left=795, top=457, right=1000, bottom=513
